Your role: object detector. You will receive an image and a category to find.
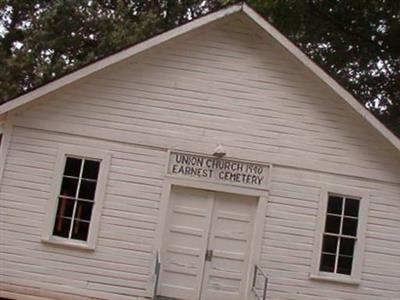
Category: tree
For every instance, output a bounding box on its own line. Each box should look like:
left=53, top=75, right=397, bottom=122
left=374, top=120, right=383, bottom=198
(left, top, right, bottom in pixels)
left=248, top=0, right=400, bottom=137
left=0, top=0, right=399, bottom=137
left=0, top=0, right=233, bottom=100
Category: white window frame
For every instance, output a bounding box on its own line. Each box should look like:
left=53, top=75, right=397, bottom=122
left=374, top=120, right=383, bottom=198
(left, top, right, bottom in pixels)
left=42, top=145, right=111, bottom=250
left=310, top=185, right=369, bottom=284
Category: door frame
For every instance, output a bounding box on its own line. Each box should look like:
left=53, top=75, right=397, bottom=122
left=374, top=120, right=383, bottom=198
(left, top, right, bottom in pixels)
left=152, top=173, right=270, bottom=299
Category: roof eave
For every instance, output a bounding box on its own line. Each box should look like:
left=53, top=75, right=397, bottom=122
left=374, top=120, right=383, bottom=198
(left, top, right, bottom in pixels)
left=242, top=3, right=400, bottom=152
left=0, top=3, right=243, bottom=115
left=1, top=2, right=399, bottom=152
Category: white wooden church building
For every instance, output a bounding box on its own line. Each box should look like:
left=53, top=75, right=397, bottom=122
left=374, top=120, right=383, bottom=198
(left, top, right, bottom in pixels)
left=0, top=3, right=399, bottom=300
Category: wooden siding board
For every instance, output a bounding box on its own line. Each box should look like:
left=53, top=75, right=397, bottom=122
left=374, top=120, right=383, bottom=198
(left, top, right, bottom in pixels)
left=10, top=24, right=400, bottom=180
left=1, top=14, right=399, bottom=300
left=261, top=166, right=400, bottom=299
left=0, top=127, right=165, bottom=299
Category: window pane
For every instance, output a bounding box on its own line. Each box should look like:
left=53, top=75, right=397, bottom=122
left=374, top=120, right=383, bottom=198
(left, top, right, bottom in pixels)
left=345, top=198, right=359, bottom=217
left=56, top=197, right=75, bottom=218
left=71, top=220, right=90, bottom=241
left=337, top=255, right=353, bottom=275
left=342, top=217, right=358, bottom=236
left=60, top=177, right=78, bottom=197
left=53, top=217, right=71, bottom=238
left=339, top=238, right=356, bottom=256
left=82, top=160, right=100, bottom=180
left=325, top=215, right=341, bottom=234
left=64, top=157, right=82, bottom=177
left=78, top=180, right=97, bottom=200
left=53, top=155, right=103, bottom=243
left=75, top=201, right=94, bottom=221
left=320, top=254, right=335, bottom=273
left=327, top=196, right=343, bottom=215
left=322, top=235, right=338, bottom=254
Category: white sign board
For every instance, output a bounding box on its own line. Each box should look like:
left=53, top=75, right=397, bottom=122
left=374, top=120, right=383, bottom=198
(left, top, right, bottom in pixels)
left=168, top=152, right=269, bottom=189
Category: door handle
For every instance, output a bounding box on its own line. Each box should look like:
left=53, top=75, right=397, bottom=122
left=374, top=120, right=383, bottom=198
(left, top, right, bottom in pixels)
left=205, top=249, right=213, bottom=262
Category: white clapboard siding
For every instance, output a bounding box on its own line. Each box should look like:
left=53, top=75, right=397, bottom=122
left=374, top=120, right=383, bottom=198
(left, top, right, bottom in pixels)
left=0, top=127, right=166, bottom=299
left=1, top=11, right=399, bottom=300
left=260, top=166, right=400, bottom=300
left=10, top=14, right=400, bottom=183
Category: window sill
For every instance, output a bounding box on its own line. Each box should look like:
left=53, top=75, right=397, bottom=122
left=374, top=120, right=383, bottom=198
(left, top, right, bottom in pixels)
left=310, top=273, right=360, bottom=285
left=41, top=236, right=95, bottom=251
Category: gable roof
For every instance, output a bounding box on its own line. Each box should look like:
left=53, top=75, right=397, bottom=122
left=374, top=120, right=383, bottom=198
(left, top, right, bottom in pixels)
left=1, top=3, right=399, bottom=152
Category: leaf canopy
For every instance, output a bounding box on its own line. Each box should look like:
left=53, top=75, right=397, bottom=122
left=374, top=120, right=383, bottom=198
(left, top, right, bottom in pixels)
left=0, top=0, right=399, bottom=136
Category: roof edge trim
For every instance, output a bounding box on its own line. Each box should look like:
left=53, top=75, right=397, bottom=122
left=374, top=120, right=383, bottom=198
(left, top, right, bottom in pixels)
left=1, top=2, right=399, bottom=152
left=0, top=4, right=242, bottom=115
left=242, top=3, right=400, bottom=152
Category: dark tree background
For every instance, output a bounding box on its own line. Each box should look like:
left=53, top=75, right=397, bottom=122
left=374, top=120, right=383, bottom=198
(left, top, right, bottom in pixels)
left=0, top=0, right=399, bottom=137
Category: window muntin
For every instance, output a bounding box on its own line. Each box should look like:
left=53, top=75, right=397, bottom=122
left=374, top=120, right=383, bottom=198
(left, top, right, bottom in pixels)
left=53, top=156, right=100, bottom=241
left=319, top=194, right=360, bottom=275
left=42, top=146, right=110, bottom=250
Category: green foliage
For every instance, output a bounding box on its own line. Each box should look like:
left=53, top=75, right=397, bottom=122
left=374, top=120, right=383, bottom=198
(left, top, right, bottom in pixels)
left=248, top=0, right=400, bottom=137
left=0, top=0, right=235, bottom=100
left=0, top=0, right=399, bottom=136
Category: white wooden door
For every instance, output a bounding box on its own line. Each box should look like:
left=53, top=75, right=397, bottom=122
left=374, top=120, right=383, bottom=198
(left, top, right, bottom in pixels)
left=200, top=192, right=257, bottom=300
left=158, top=186, right=214, bottom=299
left=158, top=186, right=257, bottom=300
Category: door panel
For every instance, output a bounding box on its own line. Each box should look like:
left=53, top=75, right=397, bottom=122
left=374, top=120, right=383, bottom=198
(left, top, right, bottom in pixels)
left=158, top=186, right=257, bottom=300
left=158, top=186, right=214, bottom=300
left=200, top=192, right=257, bottom=300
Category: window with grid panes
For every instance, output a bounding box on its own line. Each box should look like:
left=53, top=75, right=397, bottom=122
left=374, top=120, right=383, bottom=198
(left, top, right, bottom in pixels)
left=319, top=194, right=360, bottom=275
left=53, top=156, right=100, bottom=241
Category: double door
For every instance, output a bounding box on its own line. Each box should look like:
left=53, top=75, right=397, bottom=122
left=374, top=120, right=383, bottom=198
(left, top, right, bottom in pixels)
left=158, top=186, right=257, bottom=300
